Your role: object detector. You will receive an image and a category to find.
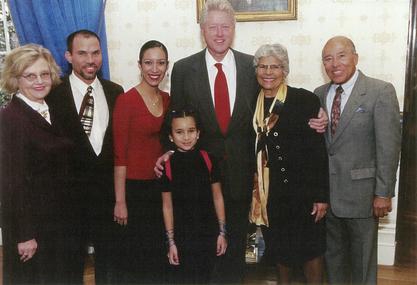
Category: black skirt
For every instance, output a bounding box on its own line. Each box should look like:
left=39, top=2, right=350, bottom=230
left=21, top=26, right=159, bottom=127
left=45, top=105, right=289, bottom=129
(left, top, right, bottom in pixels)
left=262, top=197, right=326, bottom=266
left=114, top=179, right=166, bottom=284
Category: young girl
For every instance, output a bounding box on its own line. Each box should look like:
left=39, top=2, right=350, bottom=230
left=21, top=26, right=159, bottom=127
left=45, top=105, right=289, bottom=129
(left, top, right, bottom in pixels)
left=160, top=110, right=227, bottom=284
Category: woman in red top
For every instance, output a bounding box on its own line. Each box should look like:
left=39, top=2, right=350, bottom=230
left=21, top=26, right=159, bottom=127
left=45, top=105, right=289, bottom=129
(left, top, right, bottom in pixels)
left=112, top=40, right=170, bottom=284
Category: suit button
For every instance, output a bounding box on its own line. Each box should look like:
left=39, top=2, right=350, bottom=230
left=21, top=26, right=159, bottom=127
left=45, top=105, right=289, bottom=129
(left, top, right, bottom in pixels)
left=281, top=168, right=285, bottom=172
left=278, top=156, right=283, bottom=160
left=276, top=145, right=280, bottom=150
left=283, top=179, right=289, bottom=183
left=273, top=132, right=278, bottom=137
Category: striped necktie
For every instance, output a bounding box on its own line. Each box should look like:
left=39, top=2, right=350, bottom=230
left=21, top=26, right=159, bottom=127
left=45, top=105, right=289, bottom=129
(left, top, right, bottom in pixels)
left=79, top=86, right=94, bottom=136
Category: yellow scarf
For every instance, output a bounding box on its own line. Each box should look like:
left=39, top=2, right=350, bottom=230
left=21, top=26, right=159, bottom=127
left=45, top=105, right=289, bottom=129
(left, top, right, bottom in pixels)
left=249, top=84, right=287, bottom=226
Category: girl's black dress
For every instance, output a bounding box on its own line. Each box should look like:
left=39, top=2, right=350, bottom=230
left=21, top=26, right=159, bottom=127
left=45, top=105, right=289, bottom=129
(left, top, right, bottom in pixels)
left=159, top=149, right=221, bottom=284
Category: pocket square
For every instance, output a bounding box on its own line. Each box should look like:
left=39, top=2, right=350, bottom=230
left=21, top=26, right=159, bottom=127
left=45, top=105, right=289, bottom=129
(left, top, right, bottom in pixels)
left=355, top=107, right=366, bottom=113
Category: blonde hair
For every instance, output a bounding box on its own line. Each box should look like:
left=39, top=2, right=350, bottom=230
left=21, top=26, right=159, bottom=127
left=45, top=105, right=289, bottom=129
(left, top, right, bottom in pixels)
left=0, top=44, right=61, bottom=94
left=200, top=0, right=236, bottom=27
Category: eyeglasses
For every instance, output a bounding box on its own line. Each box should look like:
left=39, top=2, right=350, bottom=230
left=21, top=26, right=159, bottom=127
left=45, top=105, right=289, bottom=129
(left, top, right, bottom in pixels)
left=21, top=72, right=51, bottom=82
left=256, top=64, right=284, bottom=72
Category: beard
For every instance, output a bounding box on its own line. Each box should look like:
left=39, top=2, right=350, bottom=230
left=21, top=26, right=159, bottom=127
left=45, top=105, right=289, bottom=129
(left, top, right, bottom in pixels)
left=79, top=70, right=97, bottom=81
left=73, top=63, right=100, bottom=82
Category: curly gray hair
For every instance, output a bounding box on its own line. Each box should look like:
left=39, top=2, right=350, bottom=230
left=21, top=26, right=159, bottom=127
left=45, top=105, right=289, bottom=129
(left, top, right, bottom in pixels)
left=253, top=43, right=290, bottom=78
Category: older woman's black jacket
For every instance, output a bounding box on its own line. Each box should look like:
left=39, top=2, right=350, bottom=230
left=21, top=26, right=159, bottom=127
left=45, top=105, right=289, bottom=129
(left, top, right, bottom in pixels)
left=265, top=86, right=329, bottom=203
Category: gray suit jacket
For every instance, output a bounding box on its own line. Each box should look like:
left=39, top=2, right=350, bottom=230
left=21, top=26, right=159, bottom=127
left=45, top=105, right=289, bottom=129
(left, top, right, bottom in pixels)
left=169, top=48, right=259, bottom=201
left=314, top=70, right=401, bottom=218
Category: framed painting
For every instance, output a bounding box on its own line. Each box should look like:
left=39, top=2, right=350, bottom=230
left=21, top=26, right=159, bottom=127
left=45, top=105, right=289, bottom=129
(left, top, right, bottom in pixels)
left=196, top=0, right=297, bottom=22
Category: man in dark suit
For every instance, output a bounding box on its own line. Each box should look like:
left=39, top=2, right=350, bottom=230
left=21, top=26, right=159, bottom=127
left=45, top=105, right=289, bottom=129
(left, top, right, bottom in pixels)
left=46, top=29, right=124, bottom=284
left=314, top=36, right=401, bottom=284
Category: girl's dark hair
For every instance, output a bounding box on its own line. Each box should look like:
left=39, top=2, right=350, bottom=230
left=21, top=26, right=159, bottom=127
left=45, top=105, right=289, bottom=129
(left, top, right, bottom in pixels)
left=160, top=108, right=202, bottom=149
left=138, top=40, right=168, bottom=63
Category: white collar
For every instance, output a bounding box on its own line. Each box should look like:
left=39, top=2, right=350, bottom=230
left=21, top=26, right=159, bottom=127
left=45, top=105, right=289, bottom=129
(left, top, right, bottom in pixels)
left=69, top=72, right=100, bottom=93
left=332, top=69, right=359, bottom=91
left=16, top=92, right=49, bottom=113
left=205, top=48, right=235, bottom=69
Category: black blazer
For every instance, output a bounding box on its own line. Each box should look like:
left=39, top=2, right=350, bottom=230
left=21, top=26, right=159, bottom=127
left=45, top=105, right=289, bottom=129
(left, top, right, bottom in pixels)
left=0, top=96, right=73, bottom=245
left=265, top=86, right=329, bottom=202
left=170, top=49, right=259, bottom=201
left=46, top=76, right=123, bottom=182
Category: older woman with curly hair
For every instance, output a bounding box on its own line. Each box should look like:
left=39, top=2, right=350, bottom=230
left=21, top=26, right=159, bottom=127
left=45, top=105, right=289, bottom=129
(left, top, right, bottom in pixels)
left=250, top=43, right=329, bottom=284
left=0, top=44, right=75, bottom=284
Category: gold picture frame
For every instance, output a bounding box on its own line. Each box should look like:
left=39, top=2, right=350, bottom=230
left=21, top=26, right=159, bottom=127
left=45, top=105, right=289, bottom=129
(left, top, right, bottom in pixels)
left=196, top=0, right=297, bottom=22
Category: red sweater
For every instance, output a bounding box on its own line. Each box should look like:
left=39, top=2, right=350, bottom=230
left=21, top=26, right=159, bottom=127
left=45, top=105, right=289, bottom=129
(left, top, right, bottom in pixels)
left=113, top=87, right=170, bottom=179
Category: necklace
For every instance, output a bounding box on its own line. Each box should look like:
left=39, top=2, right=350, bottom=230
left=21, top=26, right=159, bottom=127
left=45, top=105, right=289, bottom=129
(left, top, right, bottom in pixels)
left=136, top=85, right=161, bottom=110
left=151, top=95, right=159, bottom=107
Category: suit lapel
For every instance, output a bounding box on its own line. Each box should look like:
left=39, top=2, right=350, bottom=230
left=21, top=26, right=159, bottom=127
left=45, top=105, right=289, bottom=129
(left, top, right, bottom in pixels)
left=192, top=50, right=221, bottom=132
left=54, top=76, right=96, bottom=153
left=99, top=78, right=115, bottom=111
left=332, top=72, right=367, bottom=143
left=13, top=97, right=54, bottom=131
left=228, top=50, right=255, bottom=133
left=319, top=83, right=332, bottom=144
left=320, top=84, right=332, bottom=115
left=58, top=77, right=81, bottom=120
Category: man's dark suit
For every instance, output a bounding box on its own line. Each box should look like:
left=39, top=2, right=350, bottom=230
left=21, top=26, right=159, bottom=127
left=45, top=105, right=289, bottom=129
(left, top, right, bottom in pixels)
left=47, top=76, right=123, bottom=284
left=170, top=48, right=259, bottom=282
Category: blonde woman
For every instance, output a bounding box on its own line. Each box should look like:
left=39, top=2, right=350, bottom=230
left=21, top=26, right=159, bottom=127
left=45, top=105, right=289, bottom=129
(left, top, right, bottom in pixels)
left=0, top=44, right=75, bottom=284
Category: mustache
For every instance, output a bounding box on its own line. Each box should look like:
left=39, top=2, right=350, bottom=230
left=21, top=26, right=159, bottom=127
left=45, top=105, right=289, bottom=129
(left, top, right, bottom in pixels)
left=83, top=63, right=99, bottom=69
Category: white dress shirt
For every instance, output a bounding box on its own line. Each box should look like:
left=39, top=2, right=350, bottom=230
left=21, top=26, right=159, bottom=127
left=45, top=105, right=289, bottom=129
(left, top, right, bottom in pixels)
left=326, top=69, right=359, bottom=124
left=69, top=72, right=109, bottom=155
left=206, top=49, right=237, bottom=114
left=16, top=93, right=51, bottom=124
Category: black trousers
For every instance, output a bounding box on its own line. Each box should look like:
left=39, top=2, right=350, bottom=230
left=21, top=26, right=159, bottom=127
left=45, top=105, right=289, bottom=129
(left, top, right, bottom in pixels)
left=66, top=178, right=118, bottom=285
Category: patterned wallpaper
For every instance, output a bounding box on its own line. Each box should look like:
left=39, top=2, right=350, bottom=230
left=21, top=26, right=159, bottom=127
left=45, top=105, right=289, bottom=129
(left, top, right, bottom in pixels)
left=105, top=0, right=409, bottom=110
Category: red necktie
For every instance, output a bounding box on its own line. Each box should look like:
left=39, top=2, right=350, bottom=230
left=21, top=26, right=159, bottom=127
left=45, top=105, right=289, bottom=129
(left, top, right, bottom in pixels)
left=331, top=85, right=343, bottom=136
left=214, top=63, right=231, bottom=134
